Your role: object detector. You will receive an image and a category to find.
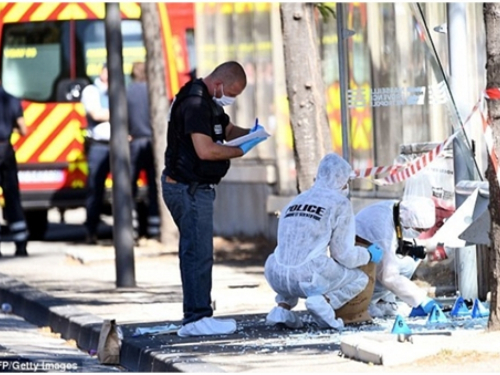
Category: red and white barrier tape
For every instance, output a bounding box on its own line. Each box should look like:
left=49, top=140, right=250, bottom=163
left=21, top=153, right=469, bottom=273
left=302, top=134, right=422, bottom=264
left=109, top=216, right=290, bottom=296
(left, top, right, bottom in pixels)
left=354, top=88, right=500, bottom=186
left=354, top=131, right=458, bottom=186
left=375, top=132, right=457, bottom=186
left=354, top=165, right=402, bottom=179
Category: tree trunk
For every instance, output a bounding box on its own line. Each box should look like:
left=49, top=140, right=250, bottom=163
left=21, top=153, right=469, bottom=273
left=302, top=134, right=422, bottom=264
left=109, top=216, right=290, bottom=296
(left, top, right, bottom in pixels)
left=140, top=3, right=178, bottom=246
left=280, top=3, right=332, bottom=192
left=484, top=2, right=500, bottom=331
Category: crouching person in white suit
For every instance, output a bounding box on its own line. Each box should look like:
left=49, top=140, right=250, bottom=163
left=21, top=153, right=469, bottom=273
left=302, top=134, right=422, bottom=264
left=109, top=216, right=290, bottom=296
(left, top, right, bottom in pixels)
left=355, top=196, right=438, bottom=318
left=264, top=153, right=383, bottom=329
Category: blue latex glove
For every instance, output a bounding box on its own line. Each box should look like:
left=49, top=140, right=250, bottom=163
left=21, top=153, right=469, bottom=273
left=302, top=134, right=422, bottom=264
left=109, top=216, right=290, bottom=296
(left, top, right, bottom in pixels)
left=420, top=296, right=438, bottom=314
left=367, top=244, right=383, bottom=264
left=410, top=296, right=441, bottom=317
left=239, top=136, right=267, bottom=154
left=250, top=118, right=264, bottom=134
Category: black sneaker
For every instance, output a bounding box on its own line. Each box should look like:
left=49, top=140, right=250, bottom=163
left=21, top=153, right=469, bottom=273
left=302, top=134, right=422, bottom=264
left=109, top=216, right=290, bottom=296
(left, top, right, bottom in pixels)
left=15, top=241, right=28, bottom=257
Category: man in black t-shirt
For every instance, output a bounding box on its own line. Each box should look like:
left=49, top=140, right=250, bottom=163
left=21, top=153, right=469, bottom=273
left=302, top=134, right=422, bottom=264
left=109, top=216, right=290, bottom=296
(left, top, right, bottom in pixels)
left=0, top=84, right=29, bottom=256
left=162, top=61, right=268, bottom=337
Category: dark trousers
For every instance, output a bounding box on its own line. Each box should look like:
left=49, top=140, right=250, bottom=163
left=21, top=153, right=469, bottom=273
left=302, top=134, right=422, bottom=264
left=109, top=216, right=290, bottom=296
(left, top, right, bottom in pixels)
left=161, top=173, right=215, bottom=324
left=0, top=143, right=28, bottom=241
left=85, top=142, right=110, bottom=235
left=130, top=138, right=159, bottom=220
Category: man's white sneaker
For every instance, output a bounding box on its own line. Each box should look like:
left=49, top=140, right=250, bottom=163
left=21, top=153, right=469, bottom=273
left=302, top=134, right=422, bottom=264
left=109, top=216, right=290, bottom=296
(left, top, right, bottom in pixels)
left=265, top=306, right=304, bottom=328
left=305, top=295, right=344, bottom=330
left=177, top=317, right=236, bottom=337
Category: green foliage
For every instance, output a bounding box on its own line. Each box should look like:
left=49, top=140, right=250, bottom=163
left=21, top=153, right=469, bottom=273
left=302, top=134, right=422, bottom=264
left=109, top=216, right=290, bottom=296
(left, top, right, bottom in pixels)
left=315, top=3, right=336, bottom=22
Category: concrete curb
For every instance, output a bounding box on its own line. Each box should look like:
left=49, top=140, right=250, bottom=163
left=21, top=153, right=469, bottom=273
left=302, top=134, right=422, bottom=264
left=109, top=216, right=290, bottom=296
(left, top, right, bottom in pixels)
left=339, top=327, right=489, bottom=366
left=0, top=274, right=102, bottom=355
left=0, top=273, right=223, bottom=373
left=340, top=332, right=443, bottom=366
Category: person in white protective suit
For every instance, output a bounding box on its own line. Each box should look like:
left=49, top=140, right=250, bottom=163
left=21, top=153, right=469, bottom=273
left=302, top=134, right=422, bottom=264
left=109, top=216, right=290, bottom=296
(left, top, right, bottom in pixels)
left=264, top=153, right=384, bottom=329
left=355, top=196, right=439, bottom=318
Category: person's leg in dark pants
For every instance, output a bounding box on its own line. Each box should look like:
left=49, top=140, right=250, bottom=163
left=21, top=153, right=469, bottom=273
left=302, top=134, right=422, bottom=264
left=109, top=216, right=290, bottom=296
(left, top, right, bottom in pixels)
left=0, top=144, right=29, bottom=255
left=84, top=142, right=110, bottom=243
left=143, top=140, right=160, bottom=238
left=130, top=139, right=160, bottom=239
left=129, top=140, right=141, bottom=239
left=129, top=139, right=141, bottom=202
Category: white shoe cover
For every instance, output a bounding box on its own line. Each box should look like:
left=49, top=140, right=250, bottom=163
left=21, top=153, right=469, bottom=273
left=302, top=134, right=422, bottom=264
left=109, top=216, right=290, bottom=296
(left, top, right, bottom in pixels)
left=177, top=317, right=236, bottom=337
left=305, top=295, right=344, bottom=330
left=368, top=302, right=384, bottom=318
left=265, top=306, right=304, bottom=328
left=377, top=301, right=398, bottom=317
left=369, top=301, right=406, bottom=318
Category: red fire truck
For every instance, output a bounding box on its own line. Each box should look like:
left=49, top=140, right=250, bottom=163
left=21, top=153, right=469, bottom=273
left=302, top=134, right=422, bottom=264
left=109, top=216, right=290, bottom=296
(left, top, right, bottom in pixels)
left=0, top=2, right=195, bottom=238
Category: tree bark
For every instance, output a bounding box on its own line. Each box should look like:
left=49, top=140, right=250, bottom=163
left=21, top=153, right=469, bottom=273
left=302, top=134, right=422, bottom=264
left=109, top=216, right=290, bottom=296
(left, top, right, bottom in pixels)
left=140, top=3, right=178, bottom=246
left=484, top=2, right=500, bottom=331
left=280, top=3, right=332, bottom=192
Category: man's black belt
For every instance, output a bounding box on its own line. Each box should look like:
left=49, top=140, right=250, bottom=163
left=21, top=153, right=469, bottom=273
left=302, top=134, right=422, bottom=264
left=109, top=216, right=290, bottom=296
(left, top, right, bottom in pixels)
left=165, top=175, right=215, bottom=195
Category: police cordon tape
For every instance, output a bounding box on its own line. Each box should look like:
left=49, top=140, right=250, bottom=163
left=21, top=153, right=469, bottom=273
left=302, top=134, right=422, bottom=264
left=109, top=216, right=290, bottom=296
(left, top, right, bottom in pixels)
left=354, top=89, right=500, bottom=186
left=353, top=130, right=459, bottom=186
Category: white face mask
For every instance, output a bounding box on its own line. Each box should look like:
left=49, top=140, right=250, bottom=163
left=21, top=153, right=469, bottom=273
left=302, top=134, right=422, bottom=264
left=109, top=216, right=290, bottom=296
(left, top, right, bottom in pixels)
left=213, top=84, right=236, bottom=106
left=402, top=227, right=421, bottom=239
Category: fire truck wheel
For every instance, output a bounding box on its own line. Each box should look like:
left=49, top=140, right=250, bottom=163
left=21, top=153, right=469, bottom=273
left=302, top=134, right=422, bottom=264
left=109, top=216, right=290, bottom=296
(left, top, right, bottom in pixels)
left=26, top=209, right=49, bottom=240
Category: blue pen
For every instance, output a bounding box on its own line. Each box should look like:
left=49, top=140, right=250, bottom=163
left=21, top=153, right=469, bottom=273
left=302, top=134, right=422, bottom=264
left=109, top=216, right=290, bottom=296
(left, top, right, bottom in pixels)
left=252, top=118, right=259, bottom=132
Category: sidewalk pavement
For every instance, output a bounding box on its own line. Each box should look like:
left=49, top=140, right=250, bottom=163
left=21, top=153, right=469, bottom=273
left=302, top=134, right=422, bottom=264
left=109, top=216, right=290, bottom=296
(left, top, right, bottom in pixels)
left=0, top=239, right=498, bottom=373
left=0, top=313, right=122, bottom=372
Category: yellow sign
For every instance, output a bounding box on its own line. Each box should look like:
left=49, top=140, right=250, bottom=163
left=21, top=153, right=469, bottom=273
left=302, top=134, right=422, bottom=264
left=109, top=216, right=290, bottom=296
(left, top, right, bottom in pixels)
left=4, top=47, right=37, bottom=58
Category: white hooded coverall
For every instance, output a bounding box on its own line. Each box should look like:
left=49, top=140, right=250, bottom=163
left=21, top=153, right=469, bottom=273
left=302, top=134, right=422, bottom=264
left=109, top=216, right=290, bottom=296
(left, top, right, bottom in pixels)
left=264, top=153, right=371, bottom=313
left=355, top=197, right=435, bottom=307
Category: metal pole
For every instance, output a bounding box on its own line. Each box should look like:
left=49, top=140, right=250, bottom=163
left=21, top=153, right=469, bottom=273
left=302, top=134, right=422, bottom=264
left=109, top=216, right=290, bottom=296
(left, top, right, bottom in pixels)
left=336, top=3, right=351, bottom=164
left=447, top=3, right=477, bottom=300
left=105, top=3, right=136, bottom=288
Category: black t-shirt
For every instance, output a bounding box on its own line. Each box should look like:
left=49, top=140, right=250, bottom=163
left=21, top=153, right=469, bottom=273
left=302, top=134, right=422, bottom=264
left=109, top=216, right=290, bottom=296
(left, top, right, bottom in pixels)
left=164, top=79, right=230, bottom=184
left=0, top=86, right=23, bottom=141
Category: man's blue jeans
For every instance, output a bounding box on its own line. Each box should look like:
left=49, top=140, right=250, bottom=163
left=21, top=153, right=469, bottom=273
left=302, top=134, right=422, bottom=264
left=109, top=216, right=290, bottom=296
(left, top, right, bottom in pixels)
left=161, top=174, right=216, bottom=324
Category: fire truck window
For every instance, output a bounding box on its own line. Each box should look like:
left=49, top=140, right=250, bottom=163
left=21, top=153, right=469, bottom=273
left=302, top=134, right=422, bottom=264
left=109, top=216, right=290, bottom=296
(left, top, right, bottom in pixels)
left=76, top=19, right=145, bottom=86
left=1, top=22, right=66, bottom=102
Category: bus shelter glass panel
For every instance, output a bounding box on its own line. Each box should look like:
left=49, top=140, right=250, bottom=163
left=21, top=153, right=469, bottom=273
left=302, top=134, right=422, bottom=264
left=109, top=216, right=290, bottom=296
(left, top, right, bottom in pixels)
left=341, top=3, right=482, bottom=296
left=344, top=3, right=478, bottom=196
left=195, top=2, right=278, bottom=163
